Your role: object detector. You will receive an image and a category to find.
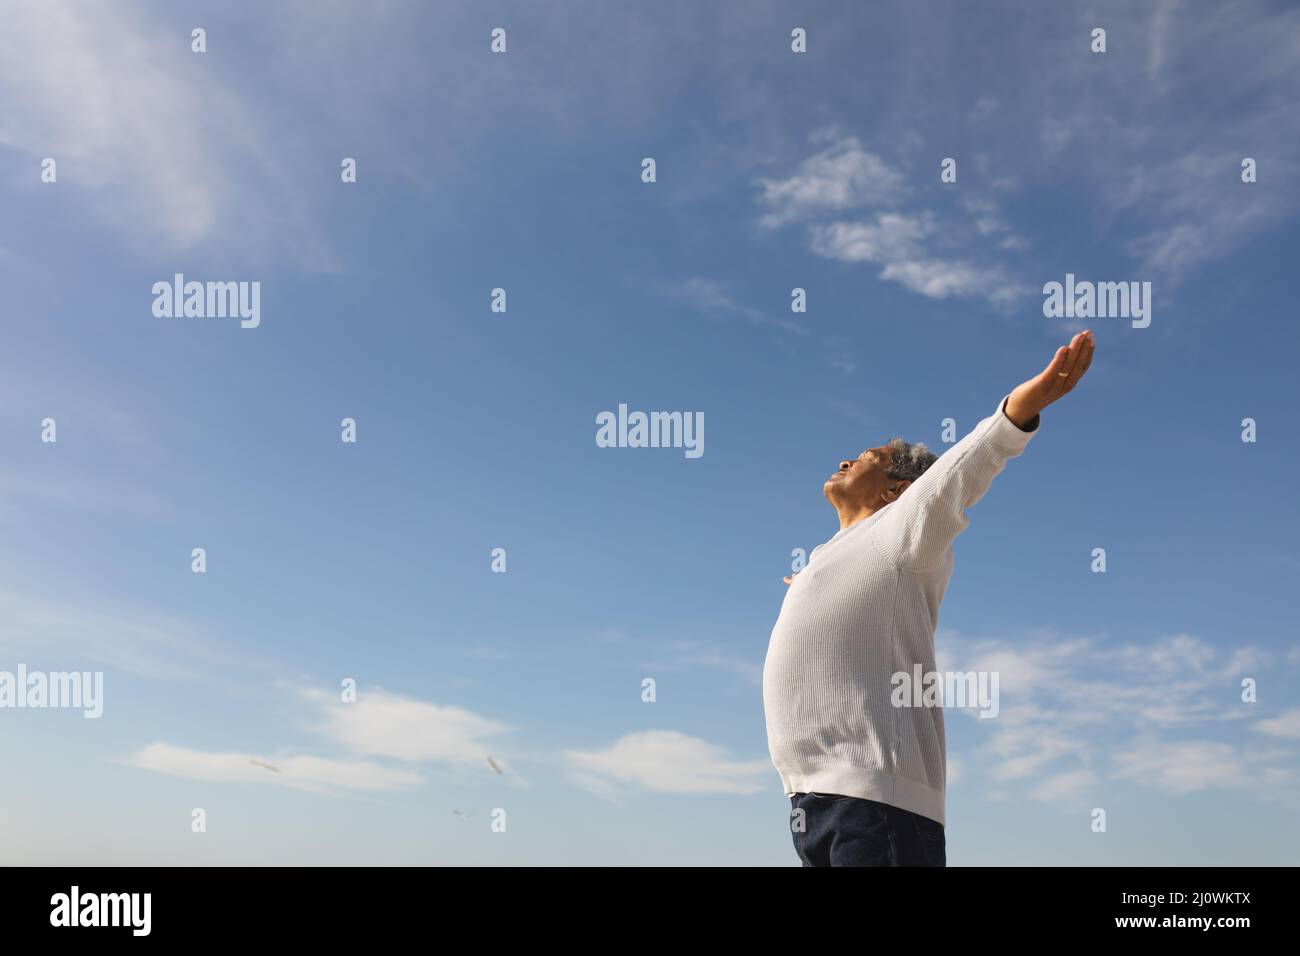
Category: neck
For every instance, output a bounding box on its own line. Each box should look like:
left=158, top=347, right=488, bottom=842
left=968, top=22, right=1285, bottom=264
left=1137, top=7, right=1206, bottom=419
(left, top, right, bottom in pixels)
left=834, top=499, right=888, bottom=531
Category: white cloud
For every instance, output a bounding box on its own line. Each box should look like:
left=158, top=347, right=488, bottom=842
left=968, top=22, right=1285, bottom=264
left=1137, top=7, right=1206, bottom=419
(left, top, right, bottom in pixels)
left=304, top=686, right=517, bottom=766
left=808, top=213, right=928, bottom=262
left=940, top=629, right=1299, bottom=808
left=756, top=134, right=904, bottom=228
left=565, top=770, right=626, bottom=805
left=751, top=9, right=1300, bottom=285
left=986, top=729, right=1080, bottom=783
left=881, top=258, right=1016, bottom=304
left=1028, top=769, right=1097, bottom=804
left=125, top=684, right=527, bottom=795
left=125, top=742, right=422, bottom=793
left=563, top=730, right=770, bottom=797
left=759, top=133, right=1027, bottom=307
left=0, top=0, right=330, bottom=265
left=1141, top=633, right=1217, bottom=675
left=1253, top=709, right=1300, bottom=740
left=809, top=214, right=1023, bottom=306
left=1110, top=741, right=1253, bottom=795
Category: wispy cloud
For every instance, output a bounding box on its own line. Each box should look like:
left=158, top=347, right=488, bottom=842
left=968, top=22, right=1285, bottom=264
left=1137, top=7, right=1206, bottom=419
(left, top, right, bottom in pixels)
left=665, top=277, right=808, bottom=336
left=0, top=588, right=225, bottom=680
left=939, top=629, right=1299, bottom=810
left=748, top=7, right=1300, bottom=290
left=808, top=212, right=927, bottom=262
left=0, top=0, right=331, bottom=266
left=960, top=197, right=1029, bottom=251
left=1111, top=740, right=1293, bottom=795
left=821, top=395, right=876, bottom=426
left=810, top=214, right=1022, bottom=305
left=635, top=639, right=764, bottom=686
left=979, top=4, right=1300, bottom=282
left=563, top=730, right=770, bottom=801
left=302, top=686, right=518, bottom=766
left=126, top=684, right=527, bottom=794
left=1027, top=769, right=1098, bottom=804
left=756, top=131, right=904, bottom=228
left=1253, top=708, right=1300, bottom=740
left=756, top=133, right=1026, bottom=308
left=125, top=742, right=423, bottom=793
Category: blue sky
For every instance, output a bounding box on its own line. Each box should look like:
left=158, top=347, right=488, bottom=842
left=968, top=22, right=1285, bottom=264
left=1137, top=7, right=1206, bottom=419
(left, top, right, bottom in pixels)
left=1, top=0, right=1298, bottom=865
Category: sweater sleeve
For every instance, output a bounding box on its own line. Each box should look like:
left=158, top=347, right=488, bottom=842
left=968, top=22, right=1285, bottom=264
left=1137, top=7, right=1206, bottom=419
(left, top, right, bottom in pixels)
left=879, top=395, right=1040, bottom=573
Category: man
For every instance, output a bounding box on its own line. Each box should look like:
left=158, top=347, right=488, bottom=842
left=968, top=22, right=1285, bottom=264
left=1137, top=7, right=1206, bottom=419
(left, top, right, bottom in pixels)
left=762, top=331, right=1096, bottom=866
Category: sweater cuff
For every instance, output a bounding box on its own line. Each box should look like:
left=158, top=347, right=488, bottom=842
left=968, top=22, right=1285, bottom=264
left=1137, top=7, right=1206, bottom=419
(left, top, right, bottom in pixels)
left=991, top=395, right=1039, bottom=451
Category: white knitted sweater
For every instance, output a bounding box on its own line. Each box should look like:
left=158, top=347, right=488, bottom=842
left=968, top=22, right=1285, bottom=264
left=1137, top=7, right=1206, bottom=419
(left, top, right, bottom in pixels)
left=762, top=395, right=1039, bottom=825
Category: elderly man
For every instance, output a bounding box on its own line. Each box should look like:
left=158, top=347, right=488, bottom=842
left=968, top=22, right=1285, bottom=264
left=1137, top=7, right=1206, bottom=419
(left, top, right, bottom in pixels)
left=763, top=331, right=1095, bottom=866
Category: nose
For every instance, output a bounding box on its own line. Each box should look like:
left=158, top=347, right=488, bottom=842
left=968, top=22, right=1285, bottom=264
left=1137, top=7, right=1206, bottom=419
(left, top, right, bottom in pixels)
left=839, top=460, right=852, bottom=471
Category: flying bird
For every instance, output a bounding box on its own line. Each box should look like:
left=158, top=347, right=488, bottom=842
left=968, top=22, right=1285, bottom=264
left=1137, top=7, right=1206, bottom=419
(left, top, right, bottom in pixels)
left=249, top=759, right=281, bottom=773
left=487, top=756, right=504, bottom=774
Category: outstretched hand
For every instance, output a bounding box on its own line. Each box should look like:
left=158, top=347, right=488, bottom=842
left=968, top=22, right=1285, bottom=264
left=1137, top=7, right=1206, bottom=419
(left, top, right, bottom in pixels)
left=1005, top=329, right=1095, bottom=427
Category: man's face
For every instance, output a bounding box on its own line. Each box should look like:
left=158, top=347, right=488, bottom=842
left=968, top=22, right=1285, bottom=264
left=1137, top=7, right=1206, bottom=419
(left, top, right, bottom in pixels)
left=823, top=443, right=904, bottom=508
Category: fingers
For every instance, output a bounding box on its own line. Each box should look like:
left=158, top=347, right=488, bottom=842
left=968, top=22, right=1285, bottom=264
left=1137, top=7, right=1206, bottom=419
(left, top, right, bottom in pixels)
left=1075, top=334, right=1095, bottom=381
left=1054, top=330, right=1095, bottom=397
left=1033, top=331, right=1096, bottom=412
left=1043, top=333, right=1083, bottom=381
left=1056, top=331, right=1086, bottom=377
left=1043, top=345, right=1069, bottom=379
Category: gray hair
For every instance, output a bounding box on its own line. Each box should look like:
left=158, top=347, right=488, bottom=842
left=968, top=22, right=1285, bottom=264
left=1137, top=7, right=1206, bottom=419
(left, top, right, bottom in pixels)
left=885, top=437, right=938, bottom=483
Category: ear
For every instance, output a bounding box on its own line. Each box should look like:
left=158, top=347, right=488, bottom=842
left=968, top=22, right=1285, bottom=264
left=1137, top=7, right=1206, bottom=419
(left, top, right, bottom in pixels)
left=883, top=479, right=913, bottom=503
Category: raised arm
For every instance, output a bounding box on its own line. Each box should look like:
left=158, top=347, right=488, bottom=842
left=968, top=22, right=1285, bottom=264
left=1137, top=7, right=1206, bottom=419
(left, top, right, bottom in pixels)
left=882, top=330, right=1095, bottom=572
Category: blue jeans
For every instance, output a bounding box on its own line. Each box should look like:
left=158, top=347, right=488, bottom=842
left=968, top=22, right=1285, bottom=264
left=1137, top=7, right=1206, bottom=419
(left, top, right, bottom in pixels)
left=790, top=792, right=946, bottom=866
